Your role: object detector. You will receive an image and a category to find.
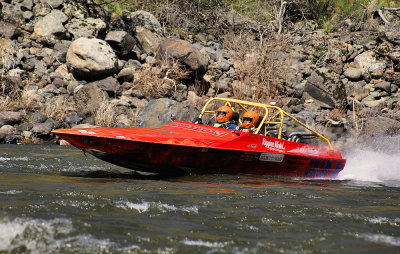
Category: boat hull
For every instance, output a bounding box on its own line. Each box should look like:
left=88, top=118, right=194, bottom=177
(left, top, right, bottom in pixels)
left=54, top=124, right=345, bottom=178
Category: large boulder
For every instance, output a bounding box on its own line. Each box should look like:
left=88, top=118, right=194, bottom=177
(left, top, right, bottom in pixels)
left=157, top=38, right=209, bottom=79
left=135, top=98, right=199, bottom=127
left=34, top=9, right=68, bottom=39
left=66, top=38, right=119, bottom=80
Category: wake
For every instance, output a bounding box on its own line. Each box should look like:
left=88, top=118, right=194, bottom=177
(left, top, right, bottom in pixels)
left=337, top=136, right=400, bottom=185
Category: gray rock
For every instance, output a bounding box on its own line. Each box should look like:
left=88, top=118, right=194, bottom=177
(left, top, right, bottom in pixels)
left=343, top=68, right=362, bottom=80
left=305, top=69, right=347, bottom=108
left=385, top=25, right=400, bottom=45
left=73, top=83, right=109, bottom=116
left=116, top=67, right=135, bottom=83
left=65, top=17, right=106, bottom=39
left=0, top=22, right=21, bottom=39
left=136, top=98, right=199, bottom=127
left=105, top=30, right=137, bottom=58
left=16, top=123, right=34, bottom=132
left=30, top=111, right=47, bottom=123
left=0, top=111, right=24, bottom=125
left=0, top=125, right=16, bottom=135
left=135, top=26, right=162, bottom=56
left=67, top=80, right=79, bottom=94
left=21, top=0, right=34, bottom=11
left=22, top=57, right=36, bottom=72
left=384, top=70, right=400, bottom=86
left=216, top=60, right=232, bottom=71
left=64, top=114, right=82, bottom=127
left=1, top=76, right=23, bottom=95
left=23, top=11, right=34, bottom=21
left=42, top=0, right=65, bottom=9
left=66, top=38, right=119, bottom=80
left=52, top=40, right=71, bottom=63
left=90, top=77, right=121, bottom=96
left=34, top=10, right=68, bottom=39
left=31, top=122, right=54, bottom=136
left=363, top=116, right=400, bottom=137
left=34, top=61, right=48, bottom=78
left=127, top=10, right=163, bottom=35
left=7, top=68, right=25, bottom=77
left=374, top=81, right=392, bottom=93
left=215, top=78, right=231, bottom=92
left=52, top=77, right=67, bottom=88
left=157, top=38, right=209, bottom=78
left=1, top=3, right=25, bottom=27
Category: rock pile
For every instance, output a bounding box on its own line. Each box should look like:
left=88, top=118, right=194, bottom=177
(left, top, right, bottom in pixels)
left=0, top=0, right=399, bottom=145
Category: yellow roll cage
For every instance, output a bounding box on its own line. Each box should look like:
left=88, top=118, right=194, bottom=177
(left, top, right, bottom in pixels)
left=196, top=97, right=333, bottom=150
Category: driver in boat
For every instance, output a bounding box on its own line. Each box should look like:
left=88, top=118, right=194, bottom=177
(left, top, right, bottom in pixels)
left=213, top=106, right=238, bottom=130
left=241, top=111, right=259, bottom=133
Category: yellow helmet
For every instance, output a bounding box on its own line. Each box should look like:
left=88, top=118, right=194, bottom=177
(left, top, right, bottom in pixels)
left=216, top=106, right=233, bottom=123
left=242, top=111, right=259, bottom=129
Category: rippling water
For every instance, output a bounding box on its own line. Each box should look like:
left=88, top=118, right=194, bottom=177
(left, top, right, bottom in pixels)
left=1, top=143, right=400, bottom=253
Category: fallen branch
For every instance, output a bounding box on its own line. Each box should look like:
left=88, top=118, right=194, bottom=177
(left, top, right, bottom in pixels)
left=377, top=9, right=390, bottom=25
left=382, top=7, right=400, bottom=11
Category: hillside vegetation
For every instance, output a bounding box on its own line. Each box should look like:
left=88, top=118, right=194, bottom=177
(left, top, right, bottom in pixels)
left=0, top=0, right=400, bottom=146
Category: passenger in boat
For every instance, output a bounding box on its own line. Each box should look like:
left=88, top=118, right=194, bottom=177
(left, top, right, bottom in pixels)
left=213, top=106, right=238, bottom=129
left=241, top=111, right=259, bottom=133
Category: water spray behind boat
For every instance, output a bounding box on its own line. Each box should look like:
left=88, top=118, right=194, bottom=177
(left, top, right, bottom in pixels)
left=338, top=135, right=400, bottom=185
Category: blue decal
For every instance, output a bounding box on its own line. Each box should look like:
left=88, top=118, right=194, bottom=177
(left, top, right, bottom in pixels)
left=330, top=161, right=343, bottom=178
left=315, top=159, right=332, bottom=177
left=305, top=159, right=334, bottom=178
left=304, top=159, right=319, bottom=177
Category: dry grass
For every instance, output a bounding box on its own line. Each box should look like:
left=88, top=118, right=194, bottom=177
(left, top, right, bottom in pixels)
left=93, top=100, right=118, bottom=127
left=132, top=60, right=190, bottom=98
left=41, top=96, right=75, bottom=123
left=223, top=32, right=288, bottom=104
left=0, top=92, right=20, bottom=111
left=326, top=108, right=345, bottom=121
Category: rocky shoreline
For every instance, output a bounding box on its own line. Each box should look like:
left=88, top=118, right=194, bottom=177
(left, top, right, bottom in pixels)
left=0, top=0, right=399, bottom=148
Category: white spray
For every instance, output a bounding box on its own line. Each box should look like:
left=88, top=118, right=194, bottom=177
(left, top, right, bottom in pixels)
left=337, top=136, right=400, bottom=184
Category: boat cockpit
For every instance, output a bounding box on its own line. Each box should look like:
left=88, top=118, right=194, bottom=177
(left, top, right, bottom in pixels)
left=194, top=97, right=333, bottom=149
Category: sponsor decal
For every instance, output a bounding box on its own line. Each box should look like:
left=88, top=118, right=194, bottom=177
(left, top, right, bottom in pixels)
left=259, top=152, right=284, bottom=162
left=170, top=122, right=227, bottom=136
left=262, top=138, right=285, bottom=152
left=78, top=130, right=96, bottom=135
left=287, top=146, right=319, bottom=156
left=247, top=144, right=258, bottom=149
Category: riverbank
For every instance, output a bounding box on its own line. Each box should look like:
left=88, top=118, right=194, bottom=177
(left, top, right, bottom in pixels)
left=0, top=0, right=399, bottom=147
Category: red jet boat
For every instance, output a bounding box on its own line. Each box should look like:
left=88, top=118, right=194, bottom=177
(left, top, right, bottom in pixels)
left=53, top=98, right=346, bottom=178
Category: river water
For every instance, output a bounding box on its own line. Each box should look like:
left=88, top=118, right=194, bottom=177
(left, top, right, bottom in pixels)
left=0, top=142, right=399, bottom=253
